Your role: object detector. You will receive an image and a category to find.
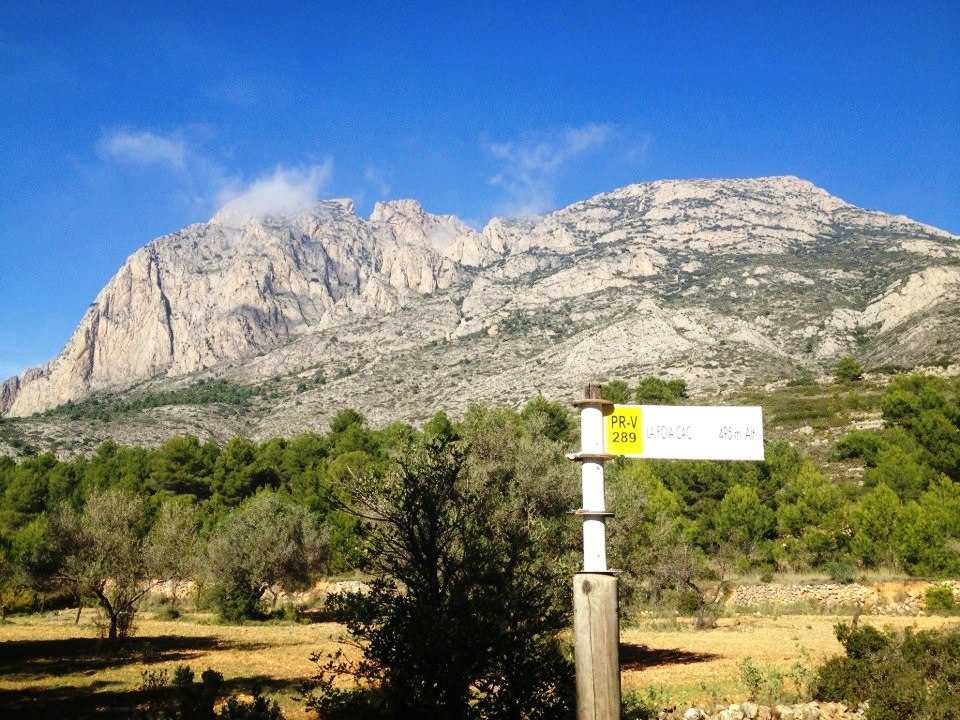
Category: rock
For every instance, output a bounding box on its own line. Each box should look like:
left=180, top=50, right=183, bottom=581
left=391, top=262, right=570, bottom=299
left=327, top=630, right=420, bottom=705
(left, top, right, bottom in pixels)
left=742, top=701, right=759, bottom=719
left=3, top=176, right=958, bottom=452
left=683, top=709, right=707, bottom=720
left=719, top=708, right=745, bottom=720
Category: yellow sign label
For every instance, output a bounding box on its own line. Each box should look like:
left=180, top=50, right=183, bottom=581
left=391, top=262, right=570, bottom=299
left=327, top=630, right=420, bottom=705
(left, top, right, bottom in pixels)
left=604, top=405, right=644, bottom=456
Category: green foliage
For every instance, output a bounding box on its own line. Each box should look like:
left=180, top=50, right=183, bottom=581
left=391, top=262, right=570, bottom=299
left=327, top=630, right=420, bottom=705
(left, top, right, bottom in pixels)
left=138, top=664, right=285, bottom=720
left=205, top=491, right=328, bottom=622
left=40, top=379, right=259, bottom=422
left=924, top=585, right=957, bottom=615
left=600, top=379, right=631, bottom=403
left=520, top=395, right=574, bottom=444
left=715, top=484, right=774, bottom=554
left=812, top=623, right=960, bottom=720
left=150, top=436, right=218, bottom=498
left=1, top=370, right=959, bottom=623
left=833, top=356, right=864, bottom=382
left=302, top=432, right=575, bottom=719
left=825, top=560, right=857, bottom=585
left=880, top=374, right=960, bottom=479
left=833, top=378, right=960, bottom=570
left=621, top=687, right=667, bottom=720
left=635, top=377, right=688, bottom=404
left=894, top=499, right=960, bottom=576
left=850, top=484, right=901, bottom=568
left=739, top=657, right=786, bottom=706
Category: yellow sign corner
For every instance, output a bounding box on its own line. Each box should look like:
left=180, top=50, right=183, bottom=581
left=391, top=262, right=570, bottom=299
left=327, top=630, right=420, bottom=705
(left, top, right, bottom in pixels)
left=604, top=405, right=644, bottom=456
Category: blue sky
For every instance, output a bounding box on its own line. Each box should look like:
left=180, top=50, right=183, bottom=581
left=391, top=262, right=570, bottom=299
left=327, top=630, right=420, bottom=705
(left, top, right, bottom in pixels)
left=1, top=1, right=958, bottom=376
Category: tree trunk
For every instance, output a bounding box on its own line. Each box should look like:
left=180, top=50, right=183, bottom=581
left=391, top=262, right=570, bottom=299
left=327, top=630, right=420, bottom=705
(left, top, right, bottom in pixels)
left=94, top=588, right=119, bottom=641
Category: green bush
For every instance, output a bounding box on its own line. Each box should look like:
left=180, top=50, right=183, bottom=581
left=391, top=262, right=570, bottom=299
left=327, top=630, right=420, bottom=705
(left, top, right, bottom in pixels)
left=674, top=588, right=702, bottom=616
left=635, top=376, right=688, bottom=404
left=834, top=356, right=864, bottom=382
left=924, top=584, right=957, bottom=614
left=155, top=605, right=182, bottom=621
left=622, top=687, right=666, bottom=720
left=825, top=560, right=857, bottom=585
left=739, top=657, right=786, bottom=706
left=811, top=623, right=960, bottom=719
left=138, top=664, right=284, bottom=720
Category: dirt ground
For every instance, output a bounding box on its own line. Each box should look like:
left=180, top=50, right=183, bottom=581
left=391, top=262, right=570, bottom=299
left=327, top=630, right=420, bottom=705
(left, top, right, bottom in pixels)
left=621, top=613, right=958, bottom=707
left=0, top=610, right=956, bottom=718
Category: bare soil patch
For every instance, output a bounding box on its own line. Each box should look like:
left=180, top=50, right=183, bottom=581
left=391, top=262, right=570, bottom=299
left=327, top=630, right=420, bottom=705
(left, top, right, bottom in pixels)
left=0, top=610, right=956, bottom=718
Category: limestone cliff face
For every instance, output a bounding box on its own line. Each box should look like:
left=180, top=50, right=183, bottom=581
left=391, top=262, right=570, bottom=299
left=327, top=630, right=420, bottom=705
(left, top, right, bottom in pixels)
left=3, top=176, right=959, bottom=420
left=2, top=198, right=497, bottom=416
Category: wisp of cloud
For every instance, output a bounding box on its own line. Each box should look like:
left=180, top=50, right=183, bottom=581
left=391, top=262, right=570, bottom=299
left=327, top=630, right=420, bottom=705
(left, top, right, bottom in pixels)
left=486, top=122, right=614, bottom=217
left=213, top=162, right=334, bottom=224
left=98, top=130, right=187, bottom=169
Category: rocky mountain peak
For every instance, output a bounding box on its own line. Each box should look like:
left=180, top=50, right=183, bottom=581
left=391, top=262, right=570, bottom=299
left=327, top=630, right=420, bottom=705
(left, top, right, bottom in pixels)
left=209, top=198, right=356, bottom=228
left=369, top=198, right=427, bottom=223
left=3, top=176, right=958, bottom=425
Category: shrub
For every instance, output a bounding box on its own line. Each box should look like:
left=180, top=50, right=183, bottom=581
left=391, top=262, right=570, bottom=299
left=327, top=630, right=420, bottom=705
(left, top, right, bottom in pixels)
left=739, top=657, right=786, bottom=706
left=301, top=434, right=575, bottom=719
left=137, top=664, right=284, bottom=720
left=155, top=605, right=182, bottom=621
left=825, top=560, right=857, bottom=585
left=601, top=379, right=631, bottom=403
left=216, top=695, right=285, bottom=720
left=622, top=687, right=666, bottom=720
left=811, top=622, right=960, bottom=719
left=834, top=356, right=864, bottom=383
left=635, top=377, right=688, bottom=404
left=924, top=584, right=957, bottom=614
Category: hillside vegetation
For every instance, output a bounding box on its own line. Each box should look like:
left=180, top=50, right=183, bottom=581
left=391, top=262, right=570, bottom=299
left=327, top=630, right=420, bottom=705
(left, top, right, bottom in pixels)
left=1, top=371, right=959, bottom=718
left=2, top=372, right=959, bottom=616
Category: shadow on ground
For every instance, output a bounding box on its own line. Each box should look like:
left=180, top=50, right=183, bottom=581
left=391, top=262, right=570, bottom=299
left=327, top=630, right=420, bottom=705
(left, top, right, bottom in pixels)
left=0, top=673, right=307, bottom=719
left=0, top=635, right=271, bottom=679
left=619, top=642, right=720, bottom=670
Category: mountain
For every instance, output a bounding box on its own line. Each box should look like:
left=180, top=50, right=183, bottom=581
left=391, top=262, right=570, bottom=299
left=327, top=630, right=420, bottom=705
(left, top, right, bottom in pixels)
left=2, top=176, right=959, bottom=450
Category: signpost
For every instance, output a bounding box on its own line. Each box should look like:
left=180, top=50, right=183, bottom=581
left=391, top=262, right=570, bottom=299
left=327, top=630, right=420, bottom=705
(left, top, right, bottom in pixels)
left=605, top=404, right=764, bottom=460
left=569, top=386, right=764, bottom=720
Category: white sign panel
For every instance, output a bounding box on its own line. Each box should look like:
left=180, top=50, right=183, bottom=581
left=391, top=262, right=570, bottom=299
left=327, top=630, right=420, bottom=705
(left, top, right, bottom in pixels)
left=605, top=404, right=764, bottom=461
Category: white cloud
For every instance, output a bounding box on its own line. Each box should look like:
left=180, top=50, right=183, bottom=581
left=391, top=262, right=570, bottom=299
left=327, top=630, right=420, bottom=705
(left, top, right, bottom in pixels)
left=98, top=130, right=187, bottom=169
left=486, top=122, right=615, bottom=216
left=213, top=162, right=334, bottom=223
left=97, top=129, right=341, bottom=222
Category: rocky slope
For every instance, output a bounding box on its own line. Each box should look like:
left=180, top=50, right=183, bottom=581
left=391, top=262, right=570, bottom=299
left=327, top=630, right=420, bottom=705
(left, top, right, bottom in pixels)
left=2, top=176, right=958, bottom=449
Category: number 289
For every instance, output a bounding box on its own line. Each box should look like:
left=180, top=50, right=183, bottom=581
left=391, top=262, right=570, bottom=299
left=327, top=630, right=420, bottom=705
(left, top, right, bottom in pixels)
left=611, top=431, right=637, bottom=443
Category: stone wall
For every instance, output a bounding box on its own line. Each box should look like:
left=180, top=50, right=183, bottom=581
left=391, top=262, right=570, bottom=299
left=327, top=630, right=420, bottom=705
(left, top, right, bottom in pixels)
left=662, top=701, right=862, bottom=720
left=728, top=579, right=960, bottom=615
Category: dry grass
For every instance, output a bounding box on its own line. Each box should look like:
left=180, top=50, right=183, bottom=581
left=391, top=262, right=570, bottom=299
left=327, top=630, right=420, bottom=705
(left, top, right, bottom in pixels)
left=1, top=610, right=958, bottom=717
left=0, top=608, right=351, bottom=718
left=621, top=614, right=960, bottom=708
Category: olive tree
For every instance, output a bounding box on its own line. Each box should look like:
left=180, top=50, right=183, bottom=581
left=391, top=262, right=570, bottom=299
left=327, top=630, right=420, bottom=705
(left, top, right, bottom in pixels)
left=645, top=518, right=733, bottom=629
left=44, top=488, right=196, bottom=640
left=204, top=491, right=329, bottom=621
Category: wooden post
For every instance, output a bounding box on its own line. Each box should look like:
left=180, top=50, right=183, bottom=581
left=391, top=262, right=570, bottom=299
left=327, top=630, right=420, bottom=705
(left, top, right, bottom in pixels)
left=573, top=573, right=621, bottom=720
left=569, top=384, right=621, bottom=720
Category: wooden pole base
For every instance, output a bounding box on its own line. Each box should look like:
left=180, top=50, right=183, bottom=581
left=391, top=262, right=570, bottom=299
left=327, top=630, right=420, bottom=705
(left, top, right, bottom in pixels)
left=573, top=572, right=621, bottom=720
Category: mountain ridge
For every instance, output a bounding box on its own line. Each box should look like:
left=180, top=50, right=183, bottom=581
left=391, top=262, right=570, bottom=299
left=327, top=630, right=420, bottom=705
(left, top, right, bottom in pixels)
left=3, top=176, right=959, bottom=431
